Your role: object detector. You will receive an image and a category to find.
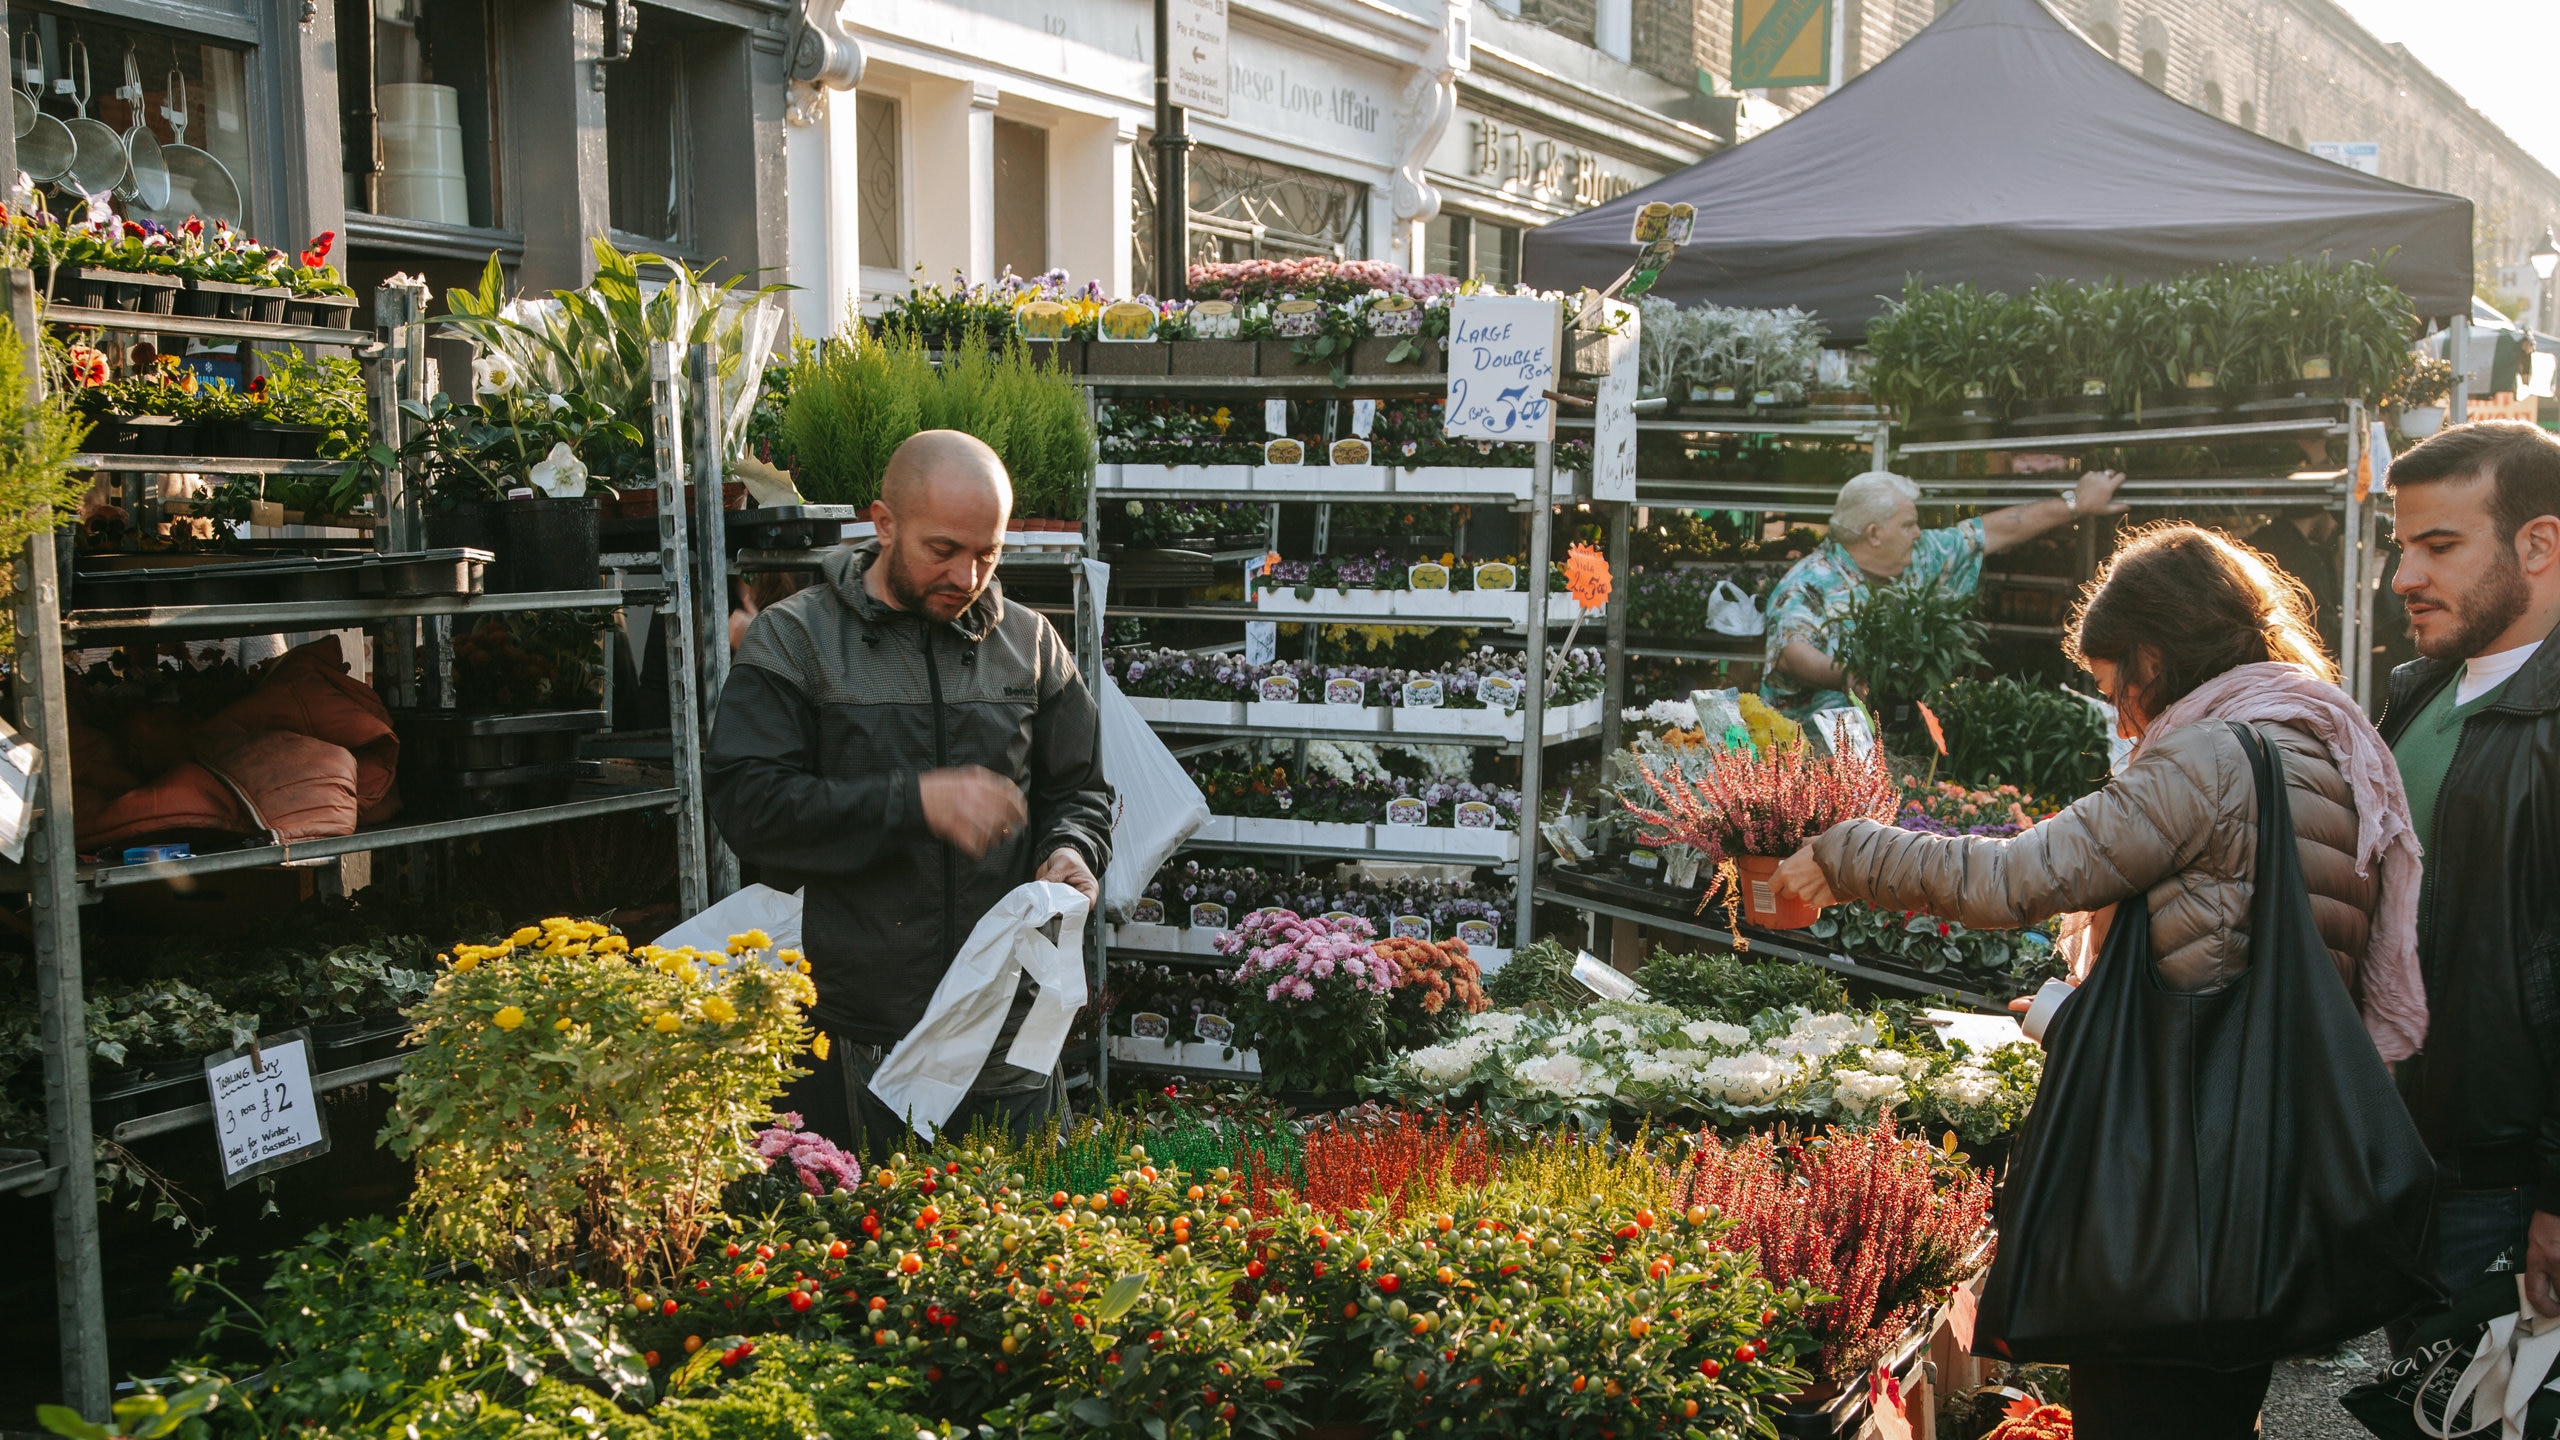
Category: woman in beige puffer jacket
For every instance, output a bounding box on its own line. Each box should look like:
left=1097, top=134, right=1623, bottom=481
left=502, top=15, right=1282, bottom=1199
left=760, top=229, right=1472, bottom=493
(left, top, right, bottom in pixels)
left=1771, top=523, right=2427, bottom=1440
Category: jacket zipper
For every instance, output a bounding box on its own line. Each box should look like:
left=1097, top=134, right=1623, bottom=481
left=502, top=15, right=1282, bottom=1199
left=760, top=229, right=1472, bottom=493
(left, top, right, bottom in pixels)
left=923, top=622, right=956, bottom=966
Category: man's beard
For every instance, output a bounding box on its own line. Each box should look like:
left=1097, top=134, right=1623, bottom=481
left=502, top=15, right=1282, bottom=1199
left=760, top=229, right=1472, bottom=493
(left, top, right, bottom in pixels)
left=882, top=545, right=984, bottom=620
left=2412, top=550, right=2531, bottom=660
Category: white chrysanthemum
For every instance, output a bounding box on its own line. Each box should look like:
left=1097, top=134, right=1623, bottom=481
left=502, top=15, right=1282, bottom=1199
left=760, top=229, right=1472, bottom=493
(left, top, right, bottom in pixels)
left=1860, top=1047, right=1914, bottom=1075
left=1831, top=1069, right=1909, bottom=1118
left=1681, top=1019, right=1751, bottom=1049
left=1698, top=1052, right=1794, bottom=1106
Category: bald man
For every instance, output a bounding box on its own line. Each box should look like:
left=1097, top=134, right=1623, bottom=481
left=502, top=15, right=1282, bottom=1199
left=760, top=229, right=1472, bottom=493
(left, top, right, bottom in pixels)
left=705, top=430, right=1112, bottom=1157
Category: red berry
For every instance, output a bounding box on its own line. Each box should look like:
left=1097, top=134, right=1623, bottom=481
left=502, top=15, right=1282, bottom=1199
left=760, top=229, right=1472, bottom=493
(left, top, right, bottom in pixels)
left=1761, top=1308, right=1778, bottom=1327
left=1110, top=1187, right=1130, bottom=1206
left=919, top=1206, right=941, bottom=1225
left=756, top=1245, right=774, bottom=1260
left=661, top=1299, right=677, bottom=1315
left=1699, top=1359, right=1721, bottom=1379
left=1735, top=1341, right=1757, bottom=1363
left=1634, top=1210, right=1656, bottom=1229
left=925, top=1366, right=944, bottom=1383
left=1246, top=1260, right=1266, bottom=1278
left=1221, top=1404, right=1238, bottom=1421
left=1266, top=1379, right=1284, bottom=1392
left=1038, top=1290, right=1055, bottom=1306
left=724, top=1244, right=741, bottom=1258
left=1052, top=1192, right=1071, bottom=1209
left=1379, top=1274, right=1401, bottom=1293
left=694, top=1280, right=710, bottom=1292
left=828, top=1240, right=849, bottom=1259
left=644, top=1350, right=660, bottom=1367
left=789, top=1291, right=814, bottom=1312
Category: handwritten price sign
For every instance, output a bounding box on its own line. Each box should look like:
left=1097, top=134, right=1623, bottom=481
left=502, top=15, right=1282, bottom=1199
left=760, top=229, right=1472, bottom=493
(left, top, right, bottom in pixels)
left=204, top=1030, right=331, bottom=1186
left=1442, top=296, right=1561, bottom=443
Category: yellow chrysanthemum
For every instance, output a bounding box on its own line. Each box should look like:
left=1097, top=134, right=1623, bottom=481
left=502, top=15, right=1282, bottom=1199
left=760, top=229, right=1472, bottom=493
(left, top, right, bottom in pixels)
left=509, top=927, right=541, bottom=947
left=701, top=995, right=738, bottom=1024
left=734, top=929, right=773, bottom=952
left=493, top=1006, right=526, bottom=1030
left=451, top=954, right=477, bottom=973
left=812, top=1032, right=832, bottom=1060
left=653, top=1013, right=681, bottom=1034
left=553, top=1016, right=574, bottom=1031
left=596, top=935, right=630, bottom=955
left=776, top=948, right=803, bottom=965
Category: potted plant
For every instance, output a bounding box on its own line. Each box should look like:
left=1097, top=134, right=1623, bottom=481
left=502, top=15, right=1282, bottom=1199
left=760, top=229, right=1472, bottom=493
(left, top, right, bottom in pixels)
left=279, top=232, right=362, bottom=330
left=1213, top=908, right=1399, bottom=1098
left=1162, top=299, right=1259, bottom=376
left=2009, top=279, right=2113, bottom=436
left=1864, top=280, right=2025, bottom=439
left=2394, top=353, right=2455, bottom=437
left=1619, top=728, right=1896, bottom=930
left=2134, top=271, right=2232, bottom=427
left=1832, top=578, right=1988, bottom=738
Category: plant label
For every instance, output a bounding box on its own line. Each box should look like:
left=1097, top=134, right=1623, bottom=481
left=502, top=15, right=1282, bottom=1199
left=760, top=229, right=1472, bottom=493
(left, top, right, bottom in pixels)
left=1408, top=562, right=1450, bottom=591
left=1014, top=301, right=1071, bottom=341
left=1366, top=295, right=1421, bottom=335
left=1663, top=843, right=1702, bottom=888
left=1329, top=438, right=1371, bottom=465
left=249, top=499, right=287, bottom=527
left=1131, top=1011, right=1172, bottom=1040
left=1273, top=299, right=1322, bottom=338
left=1384, top=796, right=1429, bottom=826
left=1629, top=200, right=1695, bottom=245
left=1472, top=561, right=1517, bottom=593
left=1391, top=915, right=1432, bottom=941
left=1443, top=295, right=1559, bottom=442
left=1128, top=898, right=1165, bottom=925
left=1263, top=438, right=1305, bottom=467
left=1258, top=674, right=1300, bottom=704
left=1454, top=800, right=1499, bottom=830
left=1191, top=300, right=1239, bottom=339
left=1098, top=301, right=1158, bottom=343
left=1455, top=920, right=1499, bottom=949
left=1264, top=398, right=1289, bottom=435
left=1810, top=706, right=1877, bottom=756
left=1190, top=903, right=1229, bottom=931
left=1401, top=678, right=1444, bottom=708
left=205, top=1029, right=330, bottom=1186
left=1479, top=675, right=1522, bottom=712
left=1350, top=398, right=1377, bottom=437
left=0, top=714, right=33, bottom=864
left=1324, top=911, right=1363, bottom=927
left=1244, top=621, right=1277, bottom=665
left=1626, top=846, right=1662, bottom=872
left=1194, top=1013, right=1235, bottom=1046
left=1324, top=677, right=1364, bottom=706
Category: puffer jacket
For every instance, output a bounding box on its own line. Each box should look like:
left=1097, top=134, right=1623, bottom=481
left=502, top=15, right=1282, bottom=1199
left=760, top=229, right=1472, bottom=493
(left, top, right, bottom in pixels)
left=703, top=543, right=1113, bottom=1045
left=1811, top=720, right=2373, bottom=993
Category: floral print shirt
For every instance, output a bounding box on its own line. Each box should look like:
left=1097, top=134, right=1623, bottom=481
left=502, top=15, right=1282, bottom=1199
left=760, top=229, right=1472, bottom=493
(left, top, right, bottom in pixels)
left=1759, top=518, right=1988, bottom=719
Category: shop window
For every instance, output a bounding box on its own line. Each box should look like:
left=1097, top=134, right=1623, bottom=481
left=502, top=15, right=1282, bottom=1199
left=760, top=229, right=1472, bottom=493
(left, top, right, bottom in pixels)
left=1132, top=140, right=1368, bottom=293
left=2288, top=126, right=2305, bottom=149
left=2140, top=47, right=2165, bottom=88
left=1424, top=212, right=1522, bottom=286
left=2238, top=100, right=2256, bottom=132
left=992, top=118, right=1049, bottom=277
left=12, top=8, right=253, bottom=230
left=856, top=94, right=902, bottom=273
left=338, top=0, right=496, bottom=229
left=606, top=22, right=690, bottom=247
left=2202, top=80, right=2222, bottom=117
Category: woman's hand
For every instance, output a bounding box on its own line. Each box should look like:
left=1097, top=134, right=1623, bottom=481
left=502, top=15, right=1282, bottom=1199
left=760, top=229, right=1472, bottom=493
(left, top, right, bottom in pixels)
left=1770, top=842, right=1837, bottom=912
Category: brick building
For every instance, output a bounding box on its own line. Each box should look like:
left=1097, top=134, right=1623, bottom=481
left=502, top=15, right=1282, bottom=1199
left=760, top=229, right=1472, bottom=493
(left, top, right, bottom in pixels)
left=1542, top=0, right=2560, bottom=314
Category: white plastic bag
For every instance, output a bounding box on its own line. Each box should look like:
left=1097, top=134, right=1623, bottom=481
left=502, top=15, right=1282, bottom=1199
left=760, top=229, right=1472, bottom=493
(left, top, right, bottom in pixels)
left=869, top=881, right=1090, bottom=1140
left=651, top=883, right=804, bottom=969
left=1099, top=674, right=1208, bottom=916
left=1707, top=580, right=1765, bottom=636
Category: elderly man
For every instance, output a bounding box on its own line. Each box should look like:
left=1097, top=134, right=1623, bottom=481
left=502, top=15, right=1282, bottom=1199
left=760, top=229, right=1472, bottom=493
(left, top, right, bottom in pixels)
left=1760, top=468, right=2129, bottom=719
left=704, top=430, right=1112, bottom=1157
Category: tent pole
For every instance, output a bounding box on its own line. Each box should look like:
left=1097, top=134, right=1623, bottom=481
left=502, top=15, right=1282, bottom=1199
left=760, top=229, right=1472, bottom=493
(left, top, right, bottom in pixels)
left=2450, top=318, right=2470, bottom=426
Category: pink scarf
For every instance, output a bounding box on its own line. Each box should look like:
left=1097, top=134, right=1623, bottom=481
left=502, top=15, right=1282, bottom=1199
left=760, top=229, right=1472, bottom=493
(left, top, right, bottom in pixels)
left=2144, top=661, right=2427, bottom=1061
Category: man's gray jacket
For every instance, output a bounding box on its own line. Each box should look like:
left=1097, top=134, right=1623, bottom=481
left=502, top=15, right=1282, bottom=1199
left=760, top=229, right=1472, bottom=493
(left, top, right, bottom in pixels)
left=704, top=542, right=1112, bottom=1045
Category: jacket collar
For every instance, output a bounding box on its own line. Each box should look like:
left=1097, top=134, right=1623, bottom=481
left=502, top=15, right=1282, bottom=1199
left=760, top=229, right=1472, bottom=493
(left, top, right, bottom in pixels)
left=824, top=541, right=1004, bottom=642
left=2382, top=616, right=2560, bottom=735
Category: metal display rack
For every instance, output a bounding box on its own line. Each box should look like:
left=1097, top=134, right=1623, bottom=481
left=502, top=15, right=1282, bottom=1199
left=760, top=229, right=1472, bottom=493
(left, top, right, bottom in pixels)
left=3, top=273, right=730, bottom=1413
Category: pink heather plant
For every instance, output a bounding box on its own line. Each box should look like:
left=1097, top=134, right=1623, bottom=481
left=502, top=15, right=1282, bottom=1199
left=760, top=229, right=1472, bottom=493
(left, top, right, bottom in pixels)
left=1214, top=910, right=1402, bottom=1094
left=754, top=1113, right=864, bottom=1195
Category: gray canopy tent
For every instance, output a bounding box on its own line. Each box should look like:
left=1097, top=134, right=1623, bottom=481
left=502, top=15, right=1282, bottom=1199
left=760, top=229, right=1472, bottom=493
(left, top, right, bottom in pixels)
left=1520, top=0, right=2474, bottom=335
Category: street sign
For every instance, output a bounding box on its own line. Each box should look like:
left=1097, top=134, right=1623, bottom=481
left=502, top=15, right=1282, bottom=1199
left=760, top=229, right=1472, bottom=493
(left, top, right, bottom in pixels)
left=1732, top=0, right=1831, bottom=90
left=1167, top=0, right=1230, bottom=118
left=2309, top=141, right=2381, bottom=176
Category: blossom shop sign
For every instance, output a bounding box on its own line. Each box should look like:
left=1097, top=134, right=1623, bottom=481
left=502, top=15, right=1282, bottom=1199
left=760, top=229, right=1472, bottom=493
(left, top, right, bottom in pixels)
left=1430, top=112, right=1659, bottom=212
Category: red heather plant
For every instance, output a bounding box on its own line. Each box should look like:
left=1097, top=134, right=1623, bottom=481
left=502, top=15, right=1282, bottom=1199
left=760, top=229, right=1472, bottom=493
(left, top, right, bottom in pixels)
left=1677, top=1123, right=1994, bottom=1382
left=1278, top=1109, right=1498, bottom=1220
left=1623, top=738, right=1896, bottom=864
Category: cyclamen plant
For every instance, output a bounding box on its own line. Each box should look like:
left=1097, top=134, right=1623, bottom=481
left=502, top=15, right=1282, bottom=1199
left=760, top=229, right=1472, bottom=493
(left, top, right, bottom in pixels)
left=1215, top=910, right=1402, bottom=1094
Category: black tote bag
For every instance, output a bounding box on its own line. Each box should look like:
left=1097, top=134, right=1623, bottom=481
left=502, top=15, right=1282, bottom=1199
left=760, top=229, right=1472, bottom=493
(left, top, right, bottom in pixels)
left=1975, top=723, right=2441, bottom=1367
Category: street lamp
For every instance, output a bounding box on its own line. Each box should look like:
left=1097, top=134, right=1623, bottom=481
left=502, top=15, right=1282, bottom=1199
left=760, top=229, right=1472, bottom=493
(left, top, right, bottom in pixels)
left=2532, top=228, right=2560, bottom=332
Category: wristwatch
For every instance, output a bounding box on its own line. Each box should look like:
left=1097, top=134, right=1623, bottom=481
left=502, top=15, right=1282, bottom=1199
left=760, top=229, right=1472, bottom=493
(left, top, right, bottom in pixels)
left=2059, top=484, right=2081, bottom=518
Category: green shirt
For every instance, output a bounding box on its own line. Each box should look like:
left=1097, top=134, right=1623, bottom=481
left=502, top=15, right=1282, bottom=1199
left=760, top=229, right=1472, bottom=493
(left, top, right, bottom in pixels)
left=2391, top=676, right=2507, bottom=896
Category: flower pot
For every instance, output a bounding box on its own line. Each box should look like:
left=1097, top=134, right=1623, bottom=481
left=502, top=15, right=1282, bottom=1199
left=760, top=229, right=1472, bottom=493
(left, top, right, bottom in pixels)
left=123, top=416, right=197, bottom=456
left=178, top=277, right=259, bottom=319
left=1350, top=336, right=1440, bottom=374
left=2007, top=393, right=2111, bottom=437
left=1168, top=339, right=1257, bottom=376
left=2130, top=385, right=2227, bottom=429
left=242, top=422, right=327, bottom=460
left=1732, top=853, right=1817, bottom=930
left=285, top=292, right=362, bottom=329
left=429, top=497, right=600, bottom=594
left=1258, top=340, right=1328, bottom=377
left=1902, top=401, right=2001, bottom=441
left=2399, top=404, right=2445, bottom=438
left=2230, top=378, right=2345, bottom=420
left=244, top=285, right=292, bottom=323
left=1022, top=339, right=1085, bottom=373
left=1085, top=341, right=1168, bottom=376
left=68, top=266, right=180, bottom=314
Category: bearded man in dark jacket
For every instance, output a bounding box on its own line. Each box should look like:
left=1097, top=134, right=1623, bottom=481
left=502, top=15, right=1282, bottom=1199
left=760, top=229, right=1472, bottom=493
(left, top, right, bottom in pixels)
left=705, top=429, right=1111, bottom=1157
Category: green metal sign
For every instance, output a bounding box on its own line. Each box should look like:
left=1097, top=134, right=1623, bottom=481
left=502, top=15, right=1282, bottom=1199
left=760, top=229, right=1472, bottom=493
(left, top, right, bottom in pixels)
left=1732, top=0, right=1831, bottom=89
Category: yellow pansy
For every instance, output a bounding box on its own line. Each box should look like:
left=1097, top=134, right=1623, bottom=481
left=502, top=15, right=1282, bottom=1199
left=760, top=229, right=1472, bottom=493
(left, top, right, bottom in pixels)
left=493, top=1006, right=526, bottom=1030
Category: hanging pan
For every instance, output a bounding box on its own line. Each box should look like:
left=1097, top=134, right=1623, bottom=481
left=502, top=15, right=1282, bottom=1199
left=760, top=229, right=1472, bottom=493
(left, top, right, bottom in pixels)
left=62, top=39, right=131, bottom=200
left=159, top=70, right=240, bottom=227
left=114, top=47, right=168, bottom=211
left=16, top=33, right=74, bottom=186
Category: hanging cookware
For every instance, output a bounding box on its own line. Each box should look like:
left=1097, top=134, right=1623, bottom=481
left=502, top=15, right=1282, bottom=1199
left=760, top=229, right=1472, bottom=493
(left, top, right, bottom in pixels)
left=114, top=47, right=168, bottom=211
left=62, top=39, right=130, bottom=199
left=16, top=33, right=75, bottom=186
left=11, top=53, right=30, bottom=140
left=158, top=70, right=240, bottom=227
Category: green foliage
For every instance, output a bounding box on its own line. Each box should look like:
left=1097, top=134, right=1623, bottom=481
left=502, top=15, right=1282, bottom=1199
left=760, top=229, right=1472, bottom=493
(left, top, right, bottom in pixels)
left=1481, top=938, right=1582, bottom=1014
left=1831, top=579, right=1987, bottom=711
left=0, top=321, right=92, bottom=649
left=1804, top=901, right=2064, bottom=991
left=1929, top=675, right=2110, bottom=804
left=512, top=1338, right=922, bottom=1439
left=1865, top=278, right=2032, bottom=411
left=1630, top=947, right=1852, bottom=1023
left=782, top=326, right=1094, bottom=520
left=382, top=918, right=815, bottom=1284
left=440, top=243, right=791, bottom=465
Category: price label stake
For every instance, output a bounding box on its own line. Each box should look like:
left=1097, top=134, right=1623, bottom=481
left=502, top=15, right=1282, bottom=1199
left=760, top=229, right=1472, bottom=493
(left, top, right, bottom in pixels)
left=204, top=1028, right=331, bottom=1186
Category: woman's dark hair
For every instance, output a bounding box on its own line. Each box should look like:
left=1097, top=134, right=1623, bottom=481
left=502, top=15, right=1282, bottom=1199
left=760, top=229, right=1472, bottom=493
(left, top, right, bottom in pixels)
left=2066, top=522, right=2335, bottom=719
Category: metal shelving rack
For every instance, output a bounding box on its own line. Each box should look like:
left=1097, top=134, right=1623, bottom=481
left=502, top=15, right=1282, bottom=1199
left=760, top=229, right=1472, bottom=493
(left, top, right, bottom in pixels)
left=4, top=274, right=726, bottom=1415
